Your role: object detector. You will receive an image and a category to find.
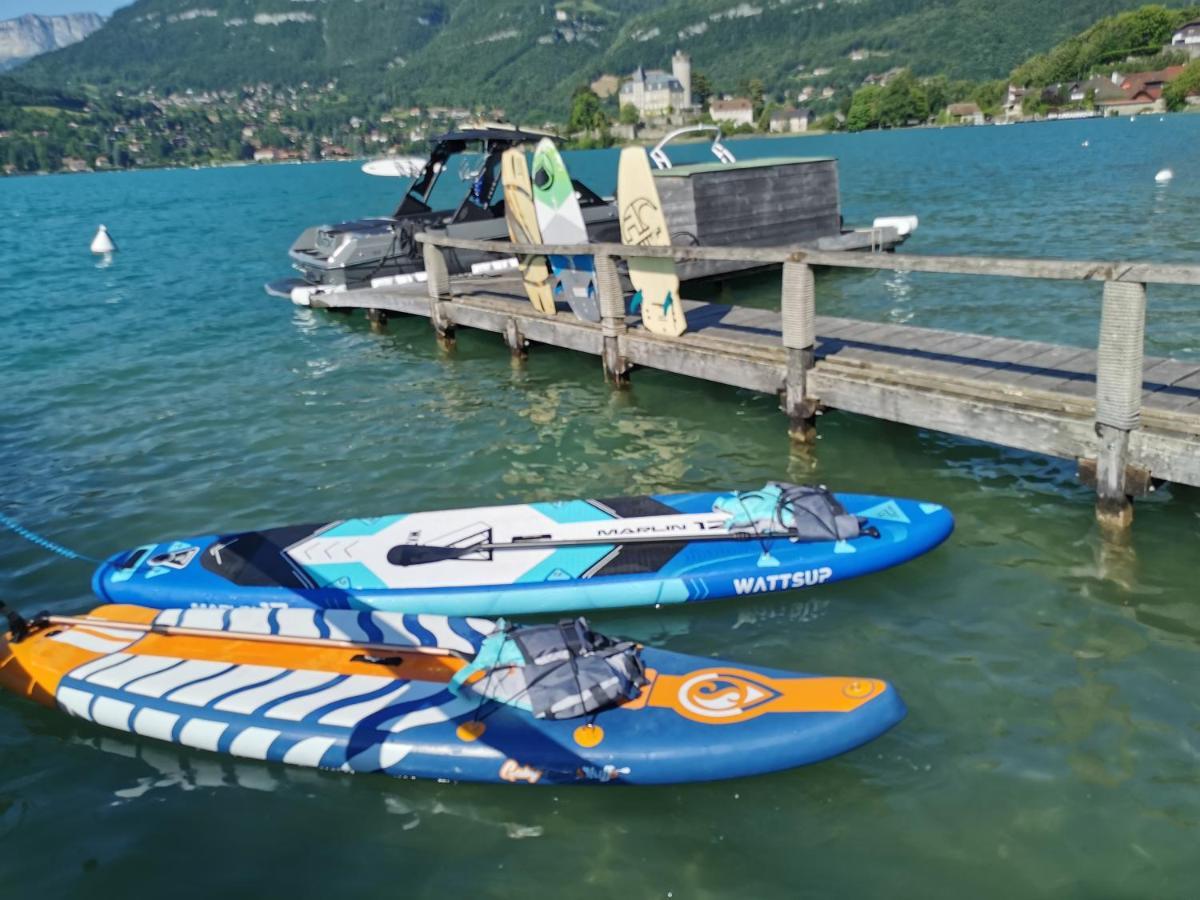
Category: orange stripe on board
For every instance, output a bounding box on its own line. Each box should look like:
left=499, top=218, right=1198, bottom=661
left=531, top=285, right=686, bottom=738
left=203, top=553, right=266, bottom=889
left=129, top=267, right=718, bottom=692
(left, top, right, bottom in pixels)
left=646, top=667, right=887, bottom=724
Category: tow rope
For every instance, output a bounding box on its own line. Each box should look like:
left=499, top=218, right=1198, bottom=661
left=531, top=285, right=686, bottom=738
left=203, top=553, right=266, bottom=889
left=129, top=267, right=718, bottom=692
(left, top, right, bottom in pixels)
left=0, top=512, right=100, bottom=564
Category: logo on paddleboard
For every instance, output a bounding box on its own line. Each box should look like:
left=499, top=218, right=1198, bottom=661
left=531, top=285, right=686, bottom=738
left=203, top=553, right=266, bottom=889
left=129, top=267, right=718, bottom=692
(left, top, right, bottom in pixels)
left=675, top=670, right=783, bottom=723
left=148, top=544, right=198, bottom=571
left=499, top=759, right=543, bottom=784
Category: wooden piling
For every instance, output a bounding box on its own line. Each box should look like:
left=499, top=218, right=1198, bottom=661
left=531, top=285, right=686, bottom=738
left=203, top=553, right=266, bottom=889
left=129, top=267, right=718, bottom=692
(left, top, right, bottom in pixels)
left=423, top=242, right=456, bottom=348
left=781, top=258, right=818, bottom=443
left=594, top=254, right=629, bottom=385
left=503, top=317, right=528, bottom=359
left=366, top=308, right=388, bottom=332
left=1092, top=280, right=1147, bottom=530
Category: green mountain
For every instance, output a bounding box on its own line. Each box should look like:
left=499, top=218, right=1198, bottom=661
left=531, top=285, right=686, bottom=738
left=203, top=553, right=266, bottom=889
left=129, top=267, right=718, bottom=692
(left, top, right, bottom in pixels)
left=14, top=0, right=1187, bottom=118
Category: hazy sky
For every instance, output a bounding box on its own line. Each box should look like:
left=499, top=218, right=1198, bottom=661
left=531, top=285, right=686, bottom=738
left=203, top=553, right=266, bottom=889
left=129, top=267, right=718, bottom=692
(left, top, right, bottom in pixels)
left=1, top=1, right=129, bottom=17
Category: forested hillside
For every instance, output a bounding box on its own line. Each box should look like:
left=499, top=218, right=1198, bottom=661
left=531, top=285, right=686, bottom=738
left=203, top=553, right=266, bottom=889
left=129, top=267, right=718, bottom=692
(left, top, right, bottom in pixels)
left=18, top=0, right=1172, bottom=119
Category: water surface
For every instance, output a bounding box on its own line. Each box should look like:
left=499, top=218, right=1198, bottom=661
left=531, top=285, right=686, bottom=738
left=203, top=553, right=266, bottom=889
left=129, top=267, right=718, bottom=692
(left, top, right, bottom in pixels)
left=1, top=117, right=1198, bottom=898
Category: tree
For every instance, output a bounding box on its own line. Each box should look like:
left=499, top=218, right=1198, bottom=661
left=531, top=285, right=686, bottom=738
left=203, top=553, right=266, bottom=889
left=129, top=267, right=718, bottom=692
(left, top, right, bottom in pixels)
left=814, top=113, right=841, bottom=132
left=567, top=85, right=609, bottom=134
left=846, top=85, right=882, bottom=131
left=748, top=78, right=766, bottom=119
left=1164, top=59, right=1200, bottom=110
left=971, top=80, right=1007, bottom=115
left=877, top=70, right=928, bottom=126
left=692, top=71, right=713, bottom=109
left=1011, top=4, right=1194, bottom=86
left=619, top=103, right=640, bottom=125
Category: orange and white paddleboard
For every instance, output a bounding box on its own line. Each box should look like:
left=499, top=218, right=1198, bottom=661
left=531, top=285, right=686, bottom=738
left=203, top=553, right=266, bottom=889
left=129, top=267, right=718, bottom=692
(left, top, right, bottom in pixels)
left=0, top=602, right=906, bottom=785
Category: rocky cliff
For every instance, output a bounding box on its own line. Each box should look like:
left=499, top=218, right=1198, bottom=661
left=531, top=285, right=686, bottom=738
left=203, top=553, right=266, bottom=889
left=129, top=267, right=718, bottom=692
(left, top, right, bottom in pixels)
left=0, top=13, right=105, bottom=71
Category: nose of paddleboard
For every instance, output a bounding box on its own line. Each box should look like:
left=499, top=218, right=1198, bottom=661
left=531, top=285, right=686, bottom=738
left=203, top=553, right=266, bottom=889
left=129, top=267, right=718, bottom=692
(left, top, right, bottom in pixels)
left=92, top=544, right=157, bottom=602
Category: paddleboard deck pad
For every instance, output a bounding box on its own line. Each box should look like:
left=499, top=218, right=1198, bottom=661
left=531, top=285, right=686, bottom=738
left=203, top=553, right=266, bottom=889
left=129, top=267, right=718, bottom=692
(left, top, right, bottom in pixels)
left=94, top=485, right=953, bottom=616
left=0, top=604, right=906, bottom=784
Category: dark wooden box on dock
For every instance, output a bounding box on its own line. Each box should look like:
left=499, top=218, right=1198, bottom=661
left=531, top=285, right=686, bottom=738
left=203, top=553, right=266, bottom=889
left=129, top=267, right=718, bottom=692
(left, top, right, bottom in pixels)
left=653, top=157, right=840, bottom=247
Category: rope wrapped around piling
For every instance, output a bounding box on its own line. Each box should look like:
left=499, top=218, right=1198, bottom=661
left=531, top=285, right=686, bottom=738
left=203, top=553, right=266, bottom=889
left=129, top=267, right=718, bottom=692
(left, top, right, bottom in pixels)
left=594, top=255, right=626, bottom=337
left=1095, top=280, right=1146, bottom=431
left=781, top=260, right=815, bottom=350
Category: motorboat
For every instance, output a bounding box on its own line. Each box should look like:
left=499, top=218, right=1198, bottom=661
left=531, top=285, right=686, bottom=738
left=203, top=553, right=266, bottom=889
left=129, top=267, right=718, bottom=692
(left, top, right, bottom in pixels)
left=264, top=124, right=619, bottom=298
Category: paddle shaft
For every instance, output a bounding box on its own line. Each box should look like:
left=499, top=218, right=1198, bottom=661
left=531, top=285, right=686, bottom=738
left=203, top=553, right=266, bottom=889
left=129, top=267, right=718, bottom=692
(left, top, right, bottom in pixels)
left=387, top=528, right=804, bottom=566
left=473, top=530, right=783, bottom=551
left=41, top=615, right=469, bottom=660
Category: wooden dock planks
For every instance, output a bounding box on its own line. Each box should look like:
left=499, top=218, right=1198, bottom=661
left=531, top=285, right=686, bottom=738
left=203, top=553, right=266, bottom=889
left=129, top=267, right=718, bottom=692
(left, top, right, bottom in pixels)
left=309, top=271, right=1200, bottom=491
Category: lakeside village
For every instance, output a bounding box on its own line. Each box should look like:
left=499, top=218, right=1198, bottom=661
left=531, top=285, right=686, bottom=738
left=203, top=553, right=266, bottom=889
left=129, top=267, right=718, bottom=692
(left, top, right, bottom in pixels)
left=3, top=19, right=1200, bottom=177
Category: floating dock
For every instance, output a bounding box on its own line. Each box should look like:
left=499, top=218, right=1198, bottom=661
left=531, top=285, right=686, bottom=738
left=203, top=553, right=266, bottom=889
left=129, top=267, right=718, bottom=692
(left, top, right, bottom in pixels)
left=292, top=235, right=1200, bottom=530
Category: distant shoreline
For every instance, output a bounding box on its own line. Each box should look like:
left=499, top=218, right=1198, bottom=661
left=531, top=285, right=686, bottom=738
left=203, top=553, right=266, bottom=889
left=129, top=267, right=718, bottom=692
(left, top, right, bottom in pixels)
left=5, top=110, right=1196, bottom=178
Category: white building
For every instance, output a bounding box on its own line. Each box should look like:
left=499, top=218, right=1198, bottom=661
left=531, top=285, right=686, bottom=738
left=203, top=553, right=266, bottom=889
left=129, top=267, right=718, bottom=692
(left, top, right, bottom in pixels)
left=768, top=108, right=815, bottom=133
left=620, top=51, right=692, bottom=116
left=709, top=98, right=754, bottom=126
left=1172, top=20, right=1200, bottom=58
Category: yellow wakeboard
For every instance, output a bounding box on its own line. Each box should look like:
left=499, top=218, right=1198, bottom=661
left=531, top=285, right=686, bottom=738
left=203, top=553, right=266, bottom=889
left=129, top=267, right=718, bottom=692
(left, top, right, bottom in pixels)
left=618, top=147, right=687, bottom=337
left=501, top=149, right=556, bottom=315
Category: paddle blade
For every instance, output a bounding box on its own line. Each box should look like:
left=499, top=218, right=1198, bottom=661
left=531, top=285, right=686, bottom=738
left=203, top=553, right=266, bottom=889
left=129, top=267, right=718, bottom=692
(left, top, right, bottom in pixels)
left=386, top=544, right=469, bottom=567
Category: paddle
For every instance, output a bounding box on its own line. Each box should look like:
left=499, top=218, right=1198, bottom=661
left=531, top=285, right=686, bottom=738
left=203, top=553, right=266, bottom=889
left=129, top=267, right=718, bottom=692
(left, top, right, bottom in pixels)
left=387, top=529, right=798, bottom=567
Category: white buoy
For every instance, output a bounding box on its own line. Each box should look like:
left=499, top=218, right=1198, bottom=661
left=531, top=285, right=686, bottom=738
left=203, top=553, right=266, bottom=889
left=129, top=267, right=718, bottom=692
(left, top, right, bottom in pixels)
left=1081, top=140, right=1089, bottom=147
left=90, top=225, right=116, bottom=254
left=1155, top=168, right=1174, bottom=184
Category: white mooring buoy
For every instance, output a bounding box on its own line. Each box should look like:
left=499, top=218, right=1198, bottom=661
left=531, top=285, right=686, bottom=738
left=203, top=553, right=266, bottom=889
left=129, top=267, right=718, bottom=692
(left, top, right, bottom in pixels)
left=90, top=225, right=116, bottom=254
left=1155, top=168, right=1174, bottom=184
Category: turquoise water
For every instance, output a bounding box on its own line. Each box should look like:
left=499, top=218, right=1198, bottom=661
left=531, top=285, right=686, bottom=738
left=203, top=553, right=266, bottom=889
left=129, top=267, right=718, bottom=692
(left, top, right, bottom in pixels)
left=1, top=117, right=1199, bottom=897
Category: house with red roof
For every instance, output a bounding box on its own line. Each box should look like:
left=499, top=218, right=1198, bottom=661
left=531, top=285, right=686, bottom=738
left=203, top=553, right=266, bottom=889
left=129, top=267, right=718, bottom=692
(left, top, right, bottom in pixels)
left=1096, top=66, right=1186, bottom=115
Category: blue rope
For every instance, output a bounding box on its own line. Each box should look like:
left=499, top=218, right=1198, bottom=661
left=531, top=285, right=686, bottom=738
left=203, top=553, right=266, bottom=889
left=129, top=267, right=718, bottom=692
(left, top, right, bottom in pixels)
left=0, top=512, right=100, bottom=564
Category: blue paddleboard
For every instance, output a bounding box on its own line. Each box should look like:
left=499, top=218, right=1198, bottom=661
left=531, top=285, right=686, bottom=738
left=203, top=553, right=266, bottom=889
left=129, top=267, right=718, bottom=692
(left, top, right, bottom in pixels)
left=93, top=486, right=953, bottom=616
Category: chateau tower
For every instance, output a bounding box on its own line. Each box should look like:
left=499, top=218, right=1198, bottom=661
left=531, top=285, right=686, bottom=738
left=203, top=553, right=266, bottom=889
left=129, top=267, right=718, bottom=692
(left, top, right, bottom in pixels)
left=672, top=50, right=692, bottom=109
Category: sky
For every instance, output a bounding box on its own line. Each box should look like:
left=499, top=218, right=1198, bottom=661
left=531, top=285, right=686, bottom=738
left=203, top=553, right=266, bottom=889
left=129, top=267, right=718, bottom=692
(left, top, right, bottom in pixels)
left=1, top=1, right=129, bottom=17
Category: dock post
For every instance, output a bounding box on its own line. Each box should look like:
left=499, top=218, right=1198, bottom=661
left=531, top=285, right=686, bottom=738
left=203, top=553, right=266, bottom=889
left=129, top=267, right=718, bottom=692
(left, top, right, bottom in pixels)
left=781, top=257, right=817, bottom=443
left=595, top=254, right=629, bottom=385
left=1092, top=279, right=1146, bottom=531
left=423, top=242, right=455, bottom=348
left=366, top=308, right=388, bottom=332
left=503, top=317, right=528, bottom=360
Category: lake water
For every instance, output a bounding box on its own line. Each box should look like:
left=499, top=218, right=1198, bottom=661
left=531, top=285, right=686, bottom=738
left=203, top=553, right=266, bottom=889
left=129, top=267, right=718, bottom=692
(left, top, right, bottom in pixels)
left=1, top=117, right=1198, bottom=898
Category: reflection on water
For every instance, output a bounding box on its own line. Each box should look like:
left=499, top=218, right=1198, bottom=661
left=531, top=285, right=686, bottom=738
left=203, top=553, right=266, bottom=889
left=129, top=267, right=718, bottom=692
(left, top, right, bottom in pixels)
left=75, top=732, right=546, bottom=840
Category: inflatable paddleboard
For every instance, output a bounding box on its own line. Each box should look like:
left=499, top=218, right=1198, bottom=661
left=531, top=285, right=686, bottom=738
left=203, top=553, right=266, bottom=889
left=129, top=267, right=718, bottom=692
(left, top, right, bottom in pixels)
left=531, top=139, right=600, bottom=322
left=0, top=604, right=906, bottom=785
left=93, top=485, right=953, bottom=617
left=618, top=147, right=687, bottom=337
left=500, top=149, right=556, bottom=316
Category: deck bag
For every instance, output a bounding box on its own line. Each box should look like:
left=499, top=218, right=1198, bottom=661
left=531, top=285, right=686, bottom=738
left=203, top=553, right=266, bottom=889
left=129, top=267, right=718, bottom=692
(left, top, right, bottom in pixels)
left=449, top=618, right=647, bottom=720
left=713, top=482, right=862, bottom=542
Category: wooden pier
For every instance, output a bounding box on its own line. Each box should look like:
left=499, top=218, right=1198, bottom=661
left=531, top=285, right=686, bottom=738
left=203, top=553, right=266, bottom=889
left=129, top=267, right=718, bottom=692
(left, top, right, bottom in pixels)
left=300, top=234, right=1200, bottom=531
